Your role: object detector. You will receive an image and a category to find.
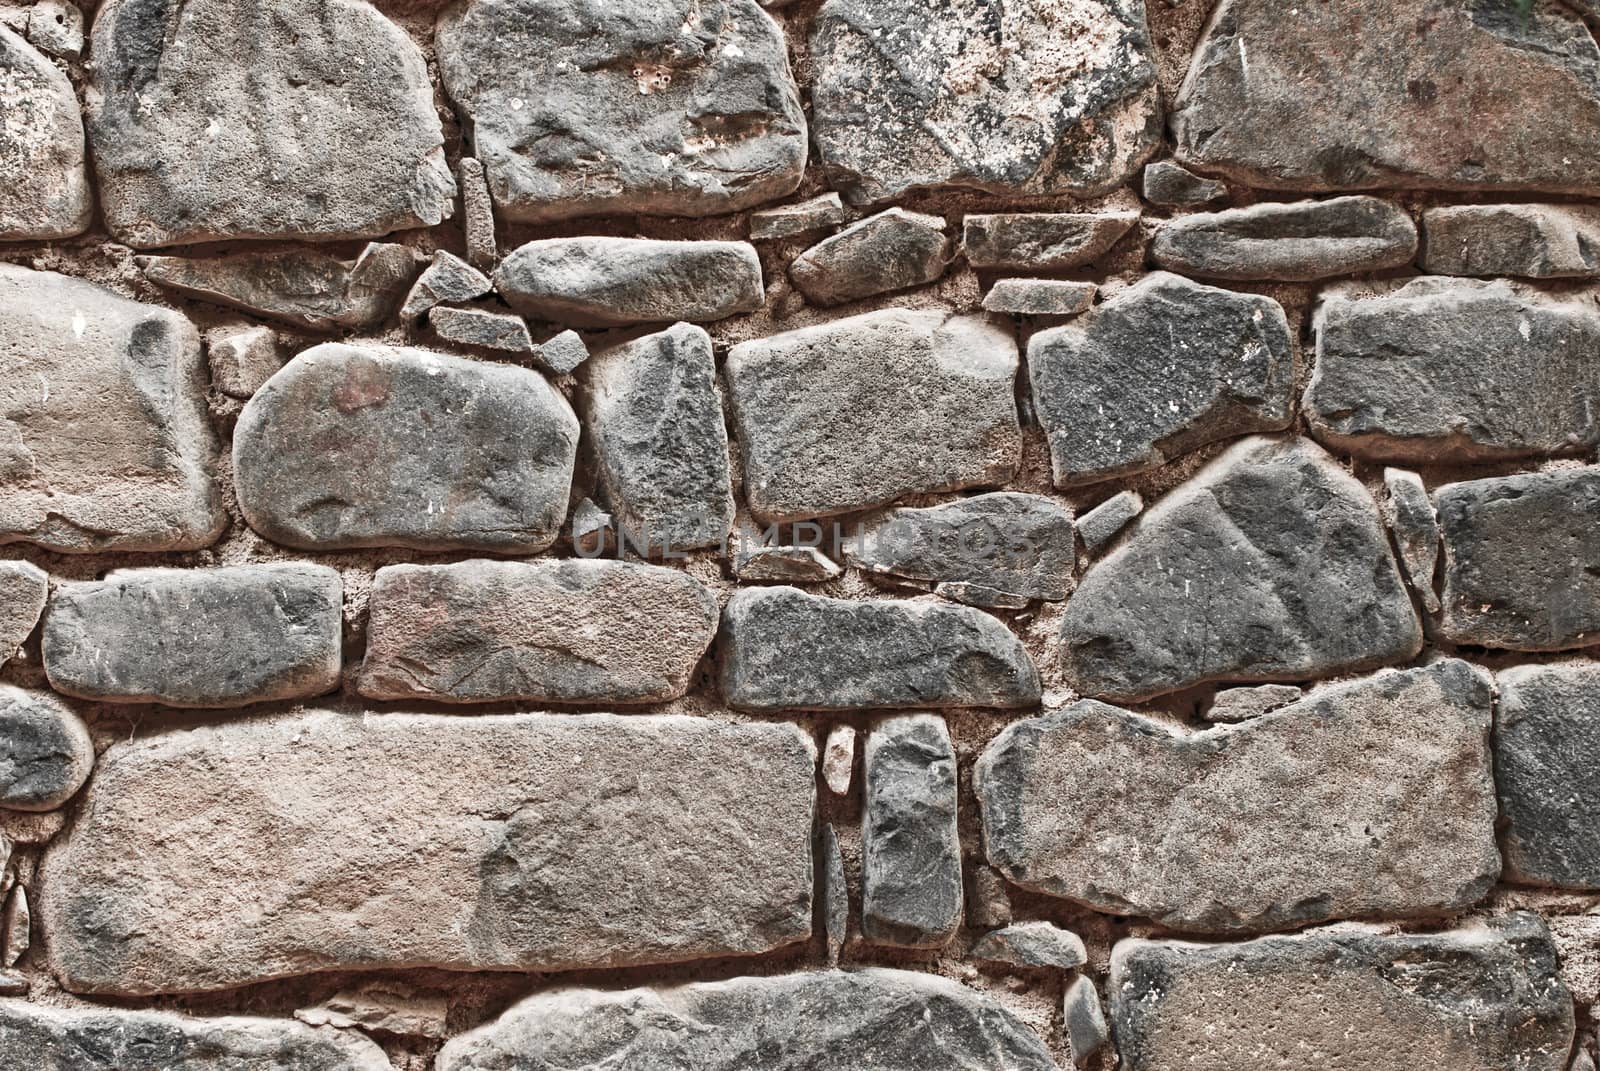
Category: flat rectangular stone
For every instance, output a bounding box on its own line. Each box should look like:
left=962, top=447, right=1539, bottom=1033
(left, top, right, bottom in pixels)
left=41, top=710, right=815, bottom=995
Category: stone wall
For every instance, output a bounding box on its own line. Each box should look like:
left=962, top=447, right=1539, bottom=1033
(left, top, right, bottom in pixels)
left=1, top=0, right=1598, bottom=1068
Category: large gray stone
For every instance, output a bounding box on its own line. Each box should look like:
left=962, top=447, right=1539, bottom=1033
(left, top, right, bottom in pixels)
left=43, top=564, right=342, bottom=708
left=436, top=969, right=1057, bottom=1071
left=0, top=265, right=225, bottom=553
left=725, top=309, right=1021, bottom=521
left=581, top=323, right=734, bottom=555
left=436, top=0, right=805, bottom=224
left=234, top=342, right=578, bottom=553
left=87, top=0, right=453, bottom=247
left=495, top=238, right=763, bottom=327
left=963, top=212, right=1139, bottom=271
left=1028, top=273, right=1294, bottom=488
left=1307, top=278, right=1600, bottom=462
left=0, top=561, right=46, bottom=666
left=1435, top=467, right=1600, bottom=651
left=1150, top=197, right=1417, bottom=281
left=358, top=559, right=718, bottom=705
left=1173, top=0, right=1600, bottom=196
left=810, top=0, right=1160, bottom=203
left=718, top=587, right=1041, bottom=712
left=1110, top=914, right=1575, bottom=1071
left=0, top=25, right=89, bottom=240
left=862, top=715, right=961, bottom=947
left=1422, top=203, right=1600, bottom=277
left=41, top=710, right=814, bottom=995
left=0, top=685, right=91, bottom=812
left=0, top=1000, right=393, bottom=1071
left=1383, top=467, right=1441, bottom=613
left=789, top=209, right=950, bottom=306
left=1498, top=662, right=1600, bottom=888
left=1059, top=436, right=1422, bottom=701
left=978, top=660, right=1498, bottom=933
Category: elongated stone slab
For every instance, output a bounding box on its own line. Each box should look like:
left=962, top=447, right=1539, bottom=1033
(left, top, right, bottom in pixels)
left=1150, top=197, right=1417, bottom=281
left=358, top=560, right=718, bottom=704
left=1498, top=662, right=1600, bottom=888
left=963, top=212, right=1138, bottom=271
left=863, top=715, right=961, bottom=947
left=0, top=25, right=90, bottom=240
left=42, top=710, right=815, bottom=995
left=1422, top=203, right=1600, bottom=278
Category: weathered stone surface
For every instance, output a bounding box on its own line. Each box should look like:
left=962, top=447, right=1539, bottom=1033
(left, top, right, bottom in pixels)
left=25, top=0, right=82, bottom=60
left=1308, top=278, right=1600, bottom=462
left=968, top=865, right=1012, bottom=930
left=0, top=685, right=91, bottom=812
left=436, top=969, right=1055, bottom=1071
left=1383, top=467, right=1441, bottom=613
left=845, top=493, right=1074, bottom=603
left=358, top=559, right=718, bottom=705
left=1498, top=662, right=1600, bottom=888
left=88, top=0, right=453, bottom=247
left=534, top=328, right=589, bottom=375
left=970, top=921, right=1086, bottom=970
left=140, top=244, right=421, bottom=333
left=0, top=265, right=225, bottom=553
left=1204, top=683, right=1302, bottom=723
left=1076, top=490, right=1142, bottom=556
left=0, top=971, right=22, bottom=997
left=1142, top=160, right=1226, bottom=207
left=733, top=546, right=842, bottom=584
left=790, top=209, right=950, bottom=306
left=1151, top=197, right=1417, bottom=281
left=1423, top=204, right=1600, bottom=278
left=0, top=1000, right=394, bottom=1071
left=42, top=711, right=815, bottom=995
left=1436, top=467, right=1600, bottom=650
left=296, top=986, right=448, bottom=1040
left=0, top=25, right=89, bottom=240
left=978, top=660, right=1497, bottom=933
left=496, top=238, right=763, bottom=327
left=206, top=324, right=282, bottom=400
left=0, top=561, right=46, bottom=666
left=1062, top=976, right=1108, bottom=1067
left=1173, top=0, right=1600, bottom=196
left=821, top=725, right=856, bottom=796
left=581, top=323, right=734, bottom=554
left=1, top=888, right=25, bottom=967
left=983, top=280, right=1096, bottom=316
left=401, top=251, right=492, bottom=320
left=436, top=0, right=805, bottom=224
left=43, top=564, right=342, bottom=708
left=1110, top=914, right=1575, bottom=1071
left=567, top=497, right=612, bottom=556
left=820, top=823, right=847, bottom=962
left=963, top=212, right=1139, bottom=271
left=1059, top=437, right=1422, bottom=701
left=726, top=309, right=1021, bottom=521
left=429, top=307, right=535, bottom=355
left=863, top=715, right=961, bottom=947
left=750, top=194, right=846, bottom=241
left=459, top=157, right=498, bottom=272
left=1029, top=273, right=1294, bottom=488
left=719, top=587, right=1041, bottom=711
left=235, top=343, right=578, bottom=553
left=810, top=0, right=1160, bottom=203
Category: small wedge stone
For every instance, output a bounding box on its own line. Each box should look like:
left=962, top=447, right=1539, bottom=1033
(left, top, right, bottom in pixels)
left=1383, top=468, right=1441, bottom=613
left=1062, top=976, right=1109, bottom=1067
left=401, top=251, right=492, bottom=320
left=429, top=307, right=536, bottom=355
left=534, top=329, right=588, bottom=375
left=789, top=208, right=950, bottom=306
left=1076, top=491, right=1143, bottom=556
left=821, top=725, right=856, bottom=796
left=1143, top=160, right=1227, bottom=207
left=969, top=921, right=1087, bottom=970
left=750, top=194, right=847, bottom=241
left=206, top=325, right=282, bottom=400
left=1205, top=683, right=1303, bottom=723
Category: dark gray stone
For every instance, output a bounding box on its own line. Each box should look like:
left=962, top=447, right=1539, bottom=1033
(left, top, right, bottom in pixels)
left=725, top=309, right=1022, bottom=521
left=1, top=888, right=26, bottom=967
left=1497, top=662, right=1600, bottom=888
left=734, top=546, right=842, bottom=584
left=1061, top=976, right=1108, bottom=1068
left=967, top=864, right=1012, bottom=930
left=0, top=25, right=90, bottom=240
left=970, top=921, right=1086, bottom=970
left=429, top=307, right=535, bottom=356
left=87, top=0, right=452, bottom=247
left=0, top=562, right=47, bottom=667
left=1422, top=204, right=1600, bottom=278
left=820, top=823, right=847, bottom=963
left=789, top=209, right=950, bottom=306
left=43, top=564, right=342, bottom=709
left=863, top=715, right=961, bottom=947
left=206, top=325, right=283, bottom=400
left=1204, top=683, right=1302, bottom=723
left=401, top=251, right=492, bottom=320
left=1110, top=914, right=1575, bottom=1071
left=581, top=323, right=734, bottom=555
left=1059, top=436, right=1422, bottom=702
left=1307, top=278, right=1600, bottom=462
left=234, top=342, right=578, bottom=553
left=436, top=0, right=805, bottom=224
left=810, top=0, right=1160, bottom=203
left=1173, top=0, right=1600, bottom=196
left=1076, top=490, right=1142, bottom=556
left=1028, top=273, right=1294, bottom=488
left=1150, top=197, right=1417, bottom=281
left=458, top=157, right=498, bottom=272
left=963, top=212, right=1139, bottom=271
left=750, top=194, right=846, bottom=241
left=534, top=329, right=589, bottom=375
left=1142, top=160, right=1226, bottom=207
left=495, top=238, right=763, bottom=327
left=982, top=280, right=1096, bottom=316
left=718, top=587, right=1041, bottom=712
left=844, top=493, right=1075, bottom=603
left=0, top=685, right=91, bottom=812
left=436, top=969, right=1056, bottom=1071
left=1383, top=467, right=1441, bottom=613
left=979, top=660, right=1498, bottom=934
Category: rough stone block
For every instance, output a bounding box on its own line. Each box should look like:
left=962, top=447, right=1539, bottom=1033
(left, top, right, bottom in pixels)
left=863, top=715, right=961, bottom=947
left=0, top=25, right=89, bottom=240
left=789, top=208, right=949, bottom=307
left=982, top=280, right=1096, bottom=316
left=429, top=307, right=535, bottom=356
left=401, top=251, right=492, bottom=320
left=970, top=921, right=1086, bottom=970
left=963, top=211, right=1138, bottom=271
left=0, top=561, right=47, bottom=666
left=1142, top=160, right=1226, bottom=207
left=1076, top=490, right=1142, bottom=556
left=0, top=685, right=91, bottom=812
left=1203, top=682, right=1302, bottom=723
left=206, top=325, right=283, bottom=401
left=750, top=194, right=846, bottom=241
left=733, top=546, right=842, bottom=584
left=1423, top=204, right=1600, bottom=277
left=1061, top=975, right=1108, bottom=1067
left=1151, top=197, right=1417, bottom=281
left=1498, top=662, right=1600, bottom=889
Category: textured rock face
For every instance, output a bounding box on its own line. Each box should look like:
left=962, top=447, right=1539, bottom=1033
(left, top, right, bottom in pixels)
left=970, top=922, right=1087, bottom=969
left=1110, top=914, right=1575, bottom=1071
left=1497, top=662, right=1600, bottom=888
left=1422, top=203, right=1600, bottom=277
left=978, top=661, right=1499, bottom=933
left=87, top=0, right=452, bottom=247
left=1435, top=467, right=1600, bottom=650
left=437, top=969, right=1056, bottom=1071
left=1150, top=197, right=1417, bottom=281
left=402, top=251, right=492, bottom=320
left=863, top=715, right=961, bottom=947
left=358, top=560, right=718, bottom=704
left=436, top=0, right=805, bottom=224
left=983, top=279, right=1097, bottom=316
left=207, top=325, right=282, bottom=400
left=810, top=0, right=1160, bottom=203
left=789, top=209, right=950, bottom=307
left=581, top=324, right=734, bottom=555
left=0, top=562, right=47, bottom=665
left=43, top=565, right=342, bottom=708
left=0, top=686, right=92, bottom=812
left=717, top=587, right=1041, bottom=711
left=750, top=194, right=845, bottom=241
left=1174, top=0, right=1600, bottom=195
left=234, top=343, right=578, bottom=553
left=962, top=212, right=1138, bottom=271
left=725, top=309, right=1021, bottom=521
left=1076, top=490, right=1142, bottom=555
left=1059, top=436, right=1421, bottom=701
left=430, top=307, right=535, bottom=355
left=0, top=264, right=224, bottom=553
left=0, top=1000, right=394, bottom=1071
left=1308, top=279, right=1600, bottom=462
left=1061, top=976, right=1108, bottom=1067
left=1028, top=273, right=1294, bottom=488
left=1142, top=160, right=1226, bottom=207
left=0, top=25, right=89, bottom=239
left=42, top=711, right=815, bottom=995
left=1383, top=467, right=1441, bottom=613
